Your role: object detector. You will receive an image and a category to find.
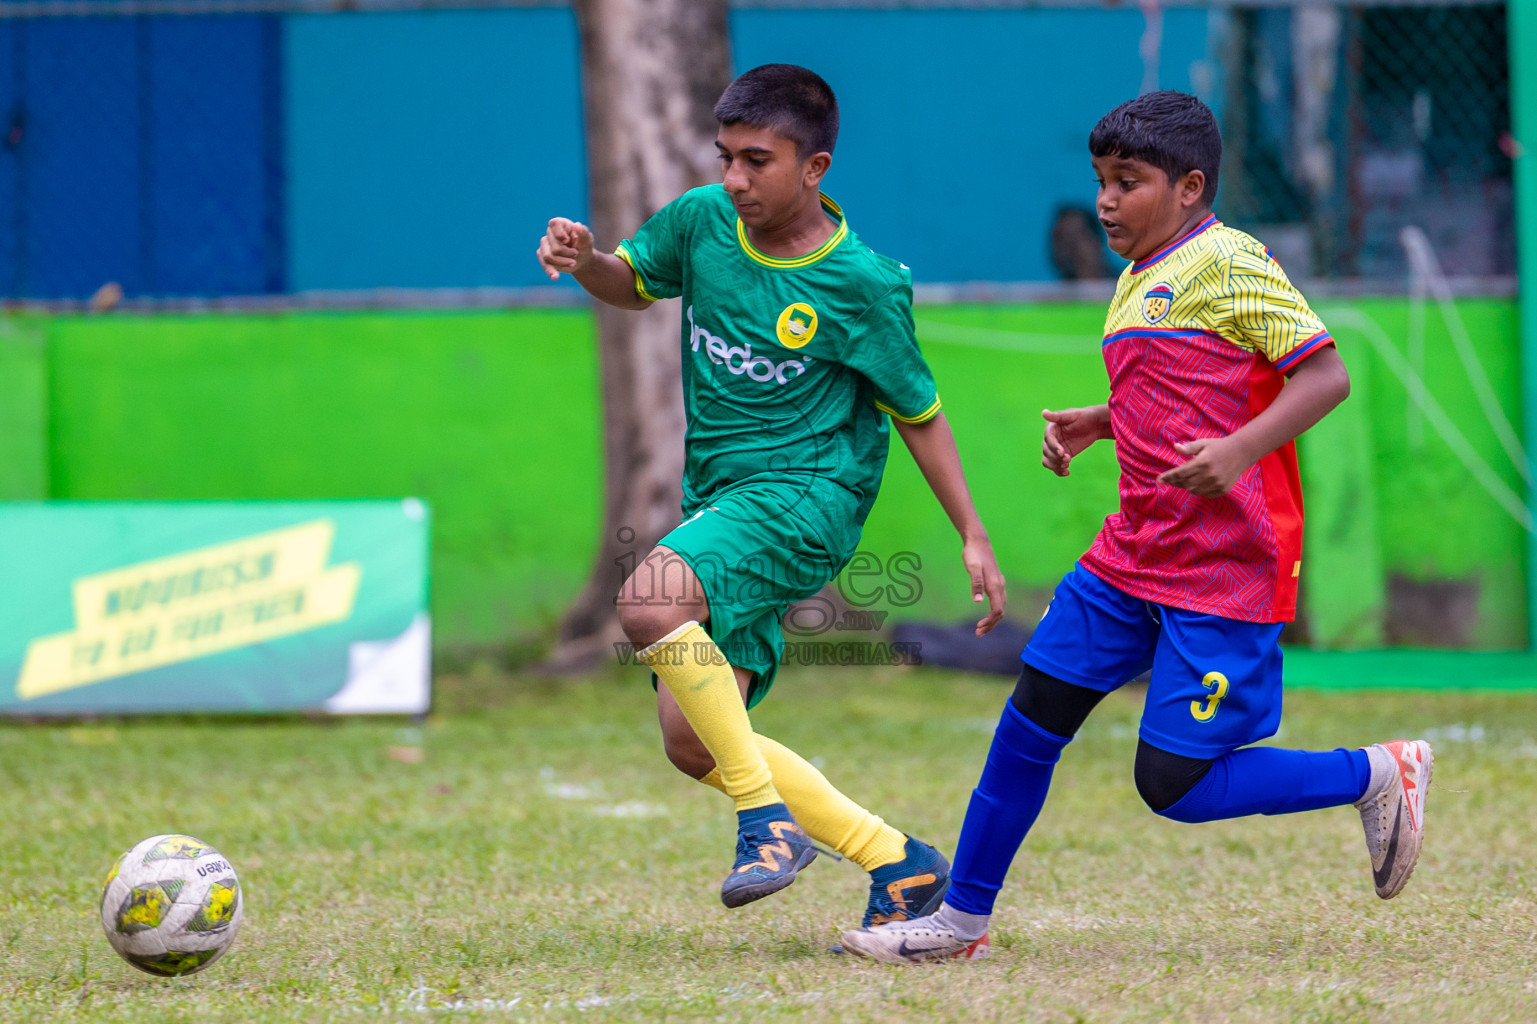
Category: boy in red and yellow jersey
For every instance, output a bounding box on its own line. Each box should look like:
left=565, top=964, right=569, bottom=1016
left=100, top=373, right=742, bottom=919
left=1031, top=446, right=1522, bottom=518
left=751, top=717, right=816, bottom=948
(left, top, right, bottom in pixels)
left=841, top=91, right=1432, bottom=964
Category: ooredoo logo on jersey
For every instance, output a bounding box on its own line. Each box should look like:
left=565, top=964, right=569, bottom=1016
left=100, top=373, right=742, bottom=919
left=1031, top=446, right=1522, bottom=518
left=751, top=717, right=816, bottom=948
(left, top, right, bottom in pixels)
left=688, top=306, right=806, bottom=386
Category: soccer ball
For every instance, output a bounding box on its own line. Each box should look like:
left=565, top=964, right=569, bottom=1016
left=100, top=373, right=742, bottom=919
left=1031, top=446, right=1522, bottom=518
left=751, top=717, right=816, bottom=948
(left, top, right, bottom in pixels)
left=98, top=834, right=243, bottom=977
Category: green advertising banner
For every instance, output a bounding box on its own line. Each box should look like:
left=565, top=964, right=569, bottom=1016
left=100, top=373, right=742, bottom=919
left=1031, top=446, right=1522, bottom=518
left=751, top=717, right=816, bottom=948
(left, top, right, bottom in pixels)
left=0, top=501, right=429, bottom=715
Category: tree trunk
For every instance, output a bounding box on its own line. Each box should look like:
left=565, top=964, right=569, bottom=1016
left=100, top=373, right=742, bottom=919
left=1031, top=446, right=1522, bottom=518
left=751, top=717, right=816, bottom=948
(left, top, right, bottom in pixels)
left=544, top=0, right=731, bottom=672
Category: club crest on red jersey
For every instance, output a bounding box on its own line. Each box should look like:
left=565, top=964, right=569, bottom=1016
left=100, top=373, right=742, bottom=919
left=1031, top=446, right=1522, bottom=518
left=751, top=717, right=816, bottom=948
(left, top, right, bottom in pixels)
left=1143, top=283, right=1175, bottom=324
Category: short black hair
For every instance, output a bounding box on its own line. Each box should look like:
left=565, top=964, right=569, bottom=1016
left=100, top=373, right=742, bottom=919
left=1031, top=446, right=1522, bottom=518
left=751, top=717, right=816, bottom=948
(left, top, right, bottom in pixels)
left=713, top=64, right=839, bottom=159
left=1089, top=91, right=1221, bottom=205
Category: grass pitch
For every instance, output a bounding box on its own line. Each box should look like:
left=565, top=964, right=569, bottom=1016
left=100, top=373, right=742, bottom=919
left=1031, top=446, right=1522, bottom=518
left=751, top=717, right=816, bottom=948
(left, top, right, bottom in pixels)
left=1, top=664, right=1533, bottom=1023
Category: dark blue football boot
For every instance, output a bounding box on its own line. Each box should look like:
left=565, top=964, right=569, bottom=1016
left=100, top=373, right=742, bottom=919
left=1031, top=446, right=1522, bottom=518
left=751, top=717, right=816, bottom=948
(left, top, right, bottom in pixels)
left=719, top=804, right=817, bottom=909
left=862, top=835, right=952, bottom=927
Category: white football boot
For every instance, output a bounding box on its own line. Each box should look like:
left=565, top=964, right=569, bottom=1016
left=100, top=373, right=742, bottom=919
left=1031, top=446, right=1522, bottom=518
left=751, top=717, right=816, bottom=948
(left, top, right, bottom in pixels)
left=1354, top=739, right=1433, bottom=899
left=839, top=914, right=990, bottom=965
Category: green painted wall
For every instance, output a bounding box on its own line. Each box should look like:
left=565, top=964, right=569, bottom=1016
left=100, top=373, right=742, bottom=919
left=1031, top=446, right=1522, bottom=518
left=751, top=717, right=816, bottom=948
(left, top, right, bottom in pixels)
left=1326, top=300, right=1526, bottom=649
left=0, top=321, right=48, bottom=501
left=5, top=299, right=1526, bottom=650
left=36, top=311, right=602, bottom=648
left=884, top=300, right=1528, bottom=649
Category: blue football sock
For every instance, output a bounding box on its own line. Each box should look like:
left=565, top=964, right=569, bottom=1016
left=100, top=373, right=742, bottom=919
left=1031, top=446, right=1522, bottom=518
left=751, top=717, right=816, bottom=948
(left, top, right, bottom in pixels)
left=945, top=700, right=1072, bottom=917
left=1159, top=746, right=1371, bottom=824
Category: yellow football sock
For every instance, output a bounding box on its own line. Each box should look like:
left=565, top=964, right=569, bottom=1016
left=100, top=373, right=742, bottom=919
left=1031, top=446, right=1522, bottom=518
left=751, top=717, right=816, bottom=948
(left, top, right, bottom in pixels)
left=638, top=621, right=779, bottom=812
left=847, top=819, right=909, bottom=873
left=698, top=738, right=908, bottom=872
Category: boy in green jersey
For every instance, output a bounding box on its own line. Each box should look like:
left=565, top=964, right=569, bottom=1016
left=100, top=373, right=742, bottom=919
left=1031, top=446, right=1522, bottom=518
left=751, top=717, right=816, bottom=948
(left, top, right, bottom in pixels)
left=537, top=64, right=1006, bottom=924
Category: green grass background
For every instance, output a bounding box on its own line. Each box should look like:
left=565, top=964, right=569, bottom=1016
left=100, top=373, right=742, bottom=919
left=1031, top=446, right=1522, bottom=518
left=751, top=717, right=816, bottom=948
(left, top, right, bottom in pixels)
left=4, top=298, right=1527, bottom=649
left=0, top=666, right=1533, bottom=1022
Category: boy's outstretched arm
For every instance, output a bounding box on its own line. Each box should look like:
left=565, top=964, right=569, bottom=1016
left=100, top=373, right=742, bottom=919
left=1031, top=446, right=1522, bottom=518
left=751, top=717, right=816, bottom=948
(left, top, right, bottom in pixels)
left=891, top=413, right=1007, bottom=635
left=1160, top=346, right=1351, bottom=498
left=536, top=217, right=652, bottom=311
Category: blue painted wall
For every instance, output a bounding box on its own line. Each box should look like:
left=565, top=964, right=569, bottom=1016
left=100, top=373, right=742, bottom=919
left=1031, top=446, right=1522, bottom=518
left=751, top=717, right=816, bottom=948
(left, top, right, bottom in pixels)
left=284, top=8, right=586, bottom=291
left=10, top=19, right=144, bottom=298
left=1, top=6, right=1213, bottom=297
left=285, top=5, right=1212, bottom=290
left=1, top=24, right=26, bottom=294
left=731, top=7, right=1214, bottom=282
left=146, top=18, right=284, bottom=296
left=0, top=16, right=281, bottom=298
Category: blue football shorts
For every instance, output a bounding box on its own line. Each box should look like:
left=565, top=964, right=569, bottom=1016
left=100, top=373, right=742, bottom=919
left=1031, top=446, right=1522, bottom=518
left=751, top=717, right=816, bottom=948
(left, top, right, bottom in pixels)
left=1022, top=563, right=1285, bottom=759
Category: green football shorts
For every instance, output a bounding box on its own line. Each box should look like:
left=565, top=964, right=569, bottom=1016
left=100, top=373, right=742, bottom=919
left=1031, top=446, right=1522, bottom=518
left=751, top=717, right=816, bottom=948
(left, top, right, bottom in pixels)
left=652, top=478, right=859, bottom=709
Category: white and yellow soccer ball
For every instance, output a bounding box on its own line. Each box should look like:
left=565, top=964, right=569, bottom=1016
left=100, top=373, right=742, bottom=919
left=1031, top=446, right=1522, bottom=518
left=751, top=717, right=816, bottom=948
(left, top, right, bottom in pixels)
left=99, top=834, right=243, bottom=977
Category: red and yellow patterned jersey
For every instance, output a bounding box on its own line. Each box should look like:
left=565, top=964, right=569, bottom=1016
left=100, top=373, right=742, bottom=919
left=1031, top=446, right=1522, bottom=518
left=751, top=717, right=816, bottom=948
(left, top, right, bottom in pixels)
left=1078, top=215, right=1334, bottom=623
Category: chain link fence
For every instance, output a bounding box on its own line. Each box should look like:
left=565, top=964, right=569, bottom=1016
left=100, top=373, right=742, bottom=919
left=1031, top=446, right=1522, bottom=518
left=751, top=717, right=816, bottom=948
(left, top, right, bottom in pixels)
left=0, top=0, right=1518, bottom=303
left=1217, top=1, right=1513, bottom=282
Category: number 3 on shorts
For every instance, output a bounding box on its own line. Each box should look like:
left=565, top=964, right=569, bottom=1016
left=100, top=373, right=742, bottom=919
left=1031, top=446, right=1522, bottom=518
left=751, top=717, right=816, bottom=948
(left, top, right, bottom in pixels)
left=1190, top=671, right=1229, bottom=723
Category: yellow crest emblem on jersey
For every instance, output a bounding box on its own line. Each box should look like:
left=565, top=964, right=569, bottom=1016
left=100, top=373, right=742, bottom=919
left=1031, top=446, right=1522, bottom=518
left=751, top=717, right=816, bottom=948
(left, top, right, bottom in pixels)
left=1143, top=283, right=1175, bottom=324
left=775, top=303, right=818, bottom=349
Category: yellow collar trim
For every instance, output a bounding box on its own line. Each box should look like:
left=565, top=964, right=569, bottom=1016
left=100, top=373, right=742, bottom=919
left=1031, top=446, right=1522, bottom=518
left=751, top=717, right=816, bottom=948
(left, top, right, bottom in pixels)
left=736, top=195, right=848, bottom=269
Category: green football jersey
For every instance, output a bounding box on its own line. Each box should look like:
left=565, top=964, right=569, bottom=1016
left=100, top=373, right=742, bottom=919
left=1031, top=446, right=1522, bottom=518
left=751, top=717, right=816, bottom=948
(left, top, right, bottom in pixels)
left=615, top=185, right=940, bottom=538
